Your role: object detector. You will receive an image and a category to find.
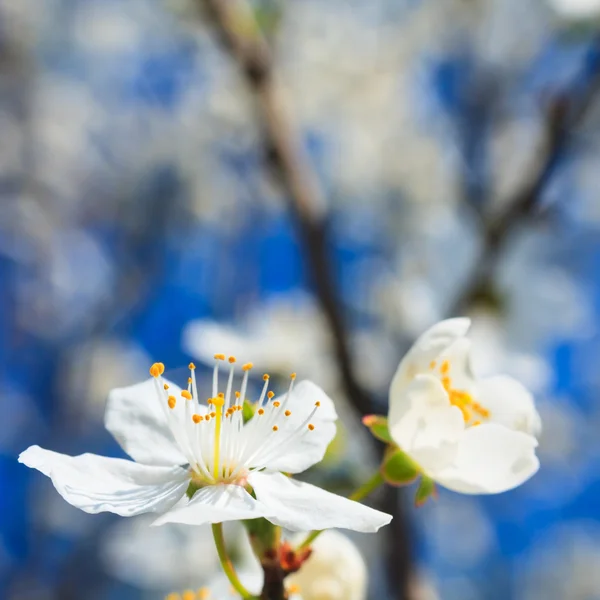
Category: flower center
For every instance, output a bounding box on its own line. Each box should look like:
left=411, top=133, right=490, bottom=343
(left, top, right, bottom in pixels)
left=429, top=359, right=490, bottom=426
left=149, top=355, right=319, bottom=486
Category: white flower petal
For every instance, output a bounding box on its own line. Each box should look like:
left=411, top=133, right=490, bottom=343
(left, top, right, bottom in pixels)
left=152, top=483, right=266, bottom=526
left=254, top=381, right=338, bottom=474
left=432, top=424, right=539, bottom=494
left=105, top=378, right=189, bottom=467
left=389, top=375, right=464, bottom=473
left=19, top=445, right=189, bottom=516
left=391, top=318, right=471, bottom=396
left=248, top=471, right=391, bottom=533
left=476, top=375, right=542, bottom=437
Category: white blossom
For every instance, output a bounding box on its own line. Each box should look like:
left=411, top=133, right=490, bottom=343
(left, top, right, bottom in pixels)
left=388, top=318, right=541, bottom=494
left=20, top=356, right=391, bottom=532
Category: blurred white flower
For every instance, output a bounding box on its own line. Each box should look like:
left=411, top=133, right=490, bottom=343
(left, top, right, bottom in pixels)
left=287, top=530, right=368, bottom=600
left=20, top=358, right=390, bottom=532
left=389, top=319, right=540, bottom=494
left=183, top=294, right=335, bottom=389
left=548, top=0, right=600, bottom=19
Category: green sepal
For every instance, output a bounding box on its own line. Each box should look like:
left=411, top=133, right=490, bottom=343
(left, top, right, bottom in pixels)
left=186, top=480, right=202, bottom=499
left=242, top=517, right=280, bottom=559
left=242, top=399, right=256, bottom=424
left=362, top=414, right=393, bottom=444
left=415, top=475, right=437, bottom=507
left=380, top=448, right=419, bottom=486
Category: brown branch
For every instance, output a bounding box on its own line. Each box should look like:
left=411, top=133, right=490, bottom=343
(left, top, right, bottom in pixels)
left=450, top=46, right=600, bottom=316
left=195, top=1, right=413, bottom=598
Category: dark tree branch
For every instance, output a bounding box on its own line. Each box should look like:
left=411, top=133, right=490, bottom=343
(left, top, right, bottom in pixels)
left=450, top=40, right=600, bottom=316
left=195, top=1, right=413, bottom=598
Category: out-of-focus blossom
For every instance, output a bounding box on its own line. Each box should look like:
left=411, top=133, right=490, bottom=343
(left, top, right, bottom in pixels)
left=20, top=359, right=390, bottom=532
left=183, top=294, right=335, bottom=389
left=286, top=530, right=368, bottom=600
left=389, top=319, right=540, bottom=494
left=548, top=0, right=600, bottom=20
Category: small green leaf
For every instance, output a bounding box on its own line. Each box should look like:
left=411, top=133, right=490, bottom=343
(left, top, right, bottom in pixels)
left=242, top=399, right=256, bottom=423
left=415, top=475, right=437, bottom=507
left=362, top=414, right=393, bottom=444
left=380, top=449, right=419, bottom=486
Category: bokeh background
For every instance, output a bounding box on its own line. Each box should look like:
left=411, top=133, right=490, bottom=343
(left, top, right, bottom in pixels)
left=1, top=0, right=600, bottom=598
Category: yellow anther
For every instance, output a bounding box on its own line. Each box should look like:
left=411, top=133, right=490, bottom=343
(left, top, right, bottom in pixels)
left=242, top=362, right=253, bottom=371
left=258, top=408, right=265, bottom=415
left=441, top=376, right=451, bottom=390
left=440, top=360, right=450, bottom=375
left=205, top=415, right=211, bottom=422
left=267, top=391, right=275, bottom=399
left=163, top=383, right=169, bottom=390
left=290, top=372, right=297, bottom=380
left=315, top=401, right=321, bottom=407
left=235, top=391, right=241, bottom=398
left=212, top=397, right=225, bottom=407
left=285, top=410, right=291, bottom=417
left=308, top=423, right=315, bottom=431
left=218, top=392, right=225, bottom=398
left=192, top=414, right=203, bottom=424
left=460, top=407, right=471, bottom=422
left=187, top=377, right=192, bottom=384
left=149, top=363, right=162, bottom=377
left=273, top=401, right=280, bottom=407
left=429, top=361, right=436, bottom=370
left=189, top=362, right=196, bottom=370
left=210, top=411, right=216, bottom=418
left=272, top=425, right=279, bottom=432
left=228, top=356, right=236, bottom=364
left=197, top=589, right=210, bottom=600
left=165, top=594, right=182, bottom=600
left=182, top=590, right=196, bottom=600
left=263, top=374, right=270, bottom=381
left=181, top=390, right=193, bottom=400
left=214, top=353, right=225, bottom=361
left=472, top=420, right=482, bottom=426
left=168, top=396, right=177, bottom=409
left=287, top=584, right=301, bottom=594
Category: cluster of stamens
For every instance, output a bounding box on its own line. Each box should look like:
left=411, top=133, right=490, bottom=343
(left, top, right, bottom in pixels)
left=430, top=359, right=490, bottom=426
left=165, top=588, right=210, bottom=600
left=148, top=354, right=319, bottom=486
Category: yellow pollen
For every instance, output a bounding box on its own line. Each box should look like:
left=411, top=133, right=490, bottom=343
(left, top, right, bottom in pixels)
left=149, top=363, right=161, bottom=377
left=273, top=401, right=280, bottom=407
left=181, top=390, right=193, bottom=400
left=290, top=372, right=297, bottom=380
left=473, top=420, right=481, bottom=426
left=285, top=410, right=291, bottom=416
left=205, top=415, right=211, bottom=422
left=440, top=360, right=450, bottom=375
left=272, top=425, right=278, bottom=432
left=287, top=584, right=301, bottom=594
left=315, top=401, right=321, bottom=407
left=228, top=356, right=236, bottom=363
left=189, top=362, right=196, bottom=370
left=182, top=591, right=195, bottom=600
left=168, top=396, right=176, bottom=409
left=235, top=391, right=241, bottom=398
left=218, top=392, right=225, bottom=398
left=192, top=414, right=203, bottom=424
left=263, top=374, right=270, bottom=381
left=441, top=376, right=451, bottom=390
left=258, top=408, right=265, bottom=415
left=267, top=391, right=275, bottom=399
left=198, top=588, right=210, bottom=600
left=187, top=377, right=192, bottom=384
left=308, top=423, right=315, bottom=431
left=242, top=362, right=253, bottom=371
left=207, top=398, right=213, bottom=405
left=429, top=360, right=436, bottom=370
left=212, top=397, right=225, bottom=407
left=210, top=411, right=216, bottom=418
left=163, top=383, right=169, bottom=390
left=214, top=353, right=225, bottom=360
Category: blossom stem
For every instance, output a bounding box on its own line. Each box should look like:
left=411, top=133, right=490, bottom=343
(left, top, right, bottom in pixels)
left=296, top=471, right=385, bottom=550
left=212, top=522, right=256, bottom=599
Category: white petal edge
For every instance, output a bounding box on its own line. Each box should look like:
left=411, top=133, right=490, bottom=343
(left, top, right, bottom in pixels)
left=248, top=471, right=392, bottom=533
left=432, top=424, right=539, bottom=494
left=152, top=483, right=268, bottom=526
left=254, top=381, right=338, bottom=474
left=390, top=318, right=471, bottom=398
left=19, top=446, right=190, bottom=516
left=475, top=375, right=542, bottom=437
left=105, top=377, right=189, bottom=467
